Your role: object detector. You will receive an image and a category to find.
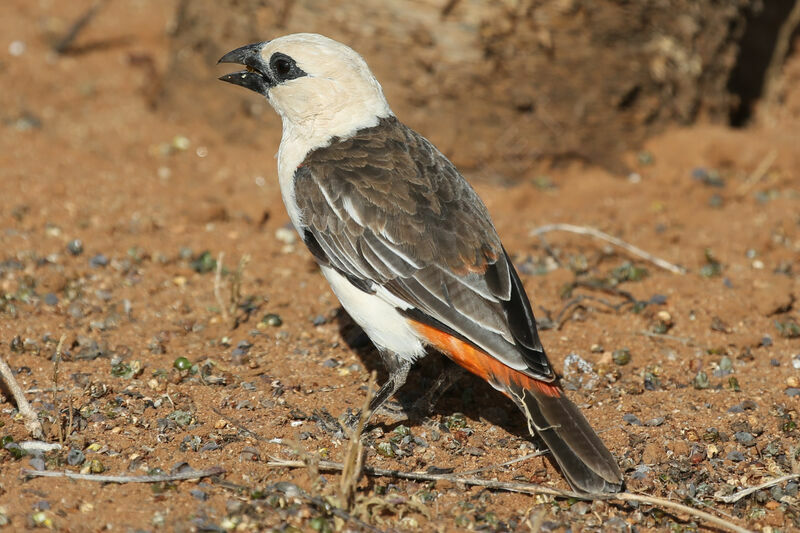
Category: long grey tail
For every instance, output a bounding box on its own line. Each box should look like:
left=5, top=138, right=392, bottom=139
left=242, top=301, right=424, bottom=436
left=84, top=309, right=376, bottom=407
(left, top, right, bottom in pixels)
left=506, top=380, right=623, bottom=494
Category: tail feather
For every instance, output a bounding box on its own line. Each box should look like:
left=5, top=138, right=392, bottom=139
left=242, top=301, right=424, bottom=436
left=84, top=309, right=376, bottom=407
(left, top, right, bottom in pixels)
left=408, top=318, right=623, bottom=493
left=505, top=380, right=623, bottom=494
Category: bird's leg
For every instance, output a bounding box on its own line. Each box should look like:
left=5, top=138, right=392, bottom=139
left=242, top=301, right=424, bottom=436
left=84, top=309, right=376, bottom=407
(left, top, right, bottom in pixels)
left=343, top=356, right=411, bottom=430
left=410, top=365, right=466, bottom=415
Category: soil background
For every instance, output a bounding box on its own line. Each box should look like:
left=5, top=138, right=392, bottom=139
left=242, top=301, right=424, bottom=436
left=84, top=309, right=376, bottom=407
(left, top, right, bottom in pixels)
left=1, top=1, right=799, bottom=531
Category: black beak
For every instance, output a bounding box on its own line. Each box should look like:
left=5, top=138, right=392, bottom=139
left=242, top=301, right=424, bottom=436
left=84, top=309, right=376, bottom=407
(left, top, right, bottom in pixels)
left=218, top=42, right=273, bottom=95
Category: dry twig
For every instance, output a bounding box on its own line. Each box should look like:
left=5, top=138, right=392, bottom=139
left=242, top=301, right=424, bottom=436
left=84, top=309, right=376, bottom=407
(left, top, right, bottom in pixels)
left=338, top=373, right=375, bottom=510
left=21, top=466, right=225, bottom=483
left=53, top=0, right=112, bottom=54
left=716, top=473, right=800, bottom=504
left=530, top=223, right=686, bottom=274
left=214, top=252, right=229, bottom=323
left=266, top=457, right=752, bottom=533
left=0, top=354, right=44, bottom=439
left=636, top=330, right=697, bottom=346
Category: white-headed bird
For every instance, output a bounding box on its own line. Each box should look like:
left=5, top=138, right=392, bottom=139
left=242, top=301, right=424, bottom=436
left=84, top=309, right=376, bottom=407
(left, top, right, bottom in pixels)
left=219, top=33, right=623, bottom=493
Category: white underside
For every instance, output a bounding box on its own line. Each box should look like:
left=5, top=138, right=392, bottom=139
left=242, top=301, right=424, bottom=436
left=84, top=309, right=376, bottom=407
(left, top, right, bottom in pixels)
left=320, top=265, right=426, bottom=361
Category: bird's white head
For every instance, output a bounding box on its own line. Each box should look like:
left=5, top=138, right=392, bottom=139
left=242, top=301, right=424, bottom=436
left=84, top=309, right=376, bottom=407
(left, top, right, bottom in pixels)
left=219, top=33, right=392, bottom=148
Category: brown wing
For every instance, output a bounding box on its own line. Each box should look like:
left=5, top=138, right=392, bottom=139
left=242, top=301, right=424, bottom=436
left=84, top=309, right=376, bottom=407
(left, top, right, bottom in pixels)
left=294, top=116, right=554, bottom=381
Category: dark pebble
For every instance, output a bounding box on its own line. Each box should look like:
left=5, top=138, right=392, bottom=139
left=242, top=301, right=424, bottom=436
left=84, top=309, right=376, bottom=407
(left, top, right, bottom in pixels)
left=67, top=239, right=83, bottom=256
left=648, top=294, right=667, bottom=305
left=89, top=254, right=108, bottom=268
left=785, top=482, right=798, bottom=496
left=604, top=517, right=628, bottom=531
left=762, top=335, right=773, bottom=347
left=321, top=358, right=339, bottom=368
left=33, top=500, right=50, bottom=511
left=785, top=388, right=800, bottom=397
left=44, top=293, right=58, bottom=306
left=571, top=501, right=590, bottom=515
left=235, top=340, right=252, bottom=351
left=199, top=441, right=220, bottom=452
left=312, top=315, right=327, bottom=326
left=170, top=462, right=193, bottom=474
left=726, top=450, right=745, bottom=462
left=631, top=465, right=651, bottom=480
left=734, top=431, right=755, bottom=446
left=29, top=456, right=46, bottom=471
left=239, top=446, right=259, bottom=461
left=66, top=449, right=85, bottom=466
left=190, top=489, right=209, bottom=501
left=463, top=446, right=485, bottom=457
left=770, top=486, right=784, bottom=500
left=623, top=413, right=642, bottom=425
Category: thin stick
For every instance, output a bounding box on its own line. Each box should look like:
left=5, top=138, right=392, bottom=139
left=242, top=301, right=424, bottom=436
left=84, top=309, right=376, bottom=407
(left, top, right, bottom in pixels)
left=457, top=451, right=546, bottom=476
left=0, top=354, right=44, bottom=439
left=19, top=441, right=62, bottom=453
left=530, top=224, right=687, bottom=275
left=53, top=0, right=112, bottom=54
left=52, top=335, right=67, bottom=444
left=716, top=473, right=800, bottom=504
left=266, top=458, right=751, bottom=533
left=21, top=466, right=225, bottom=483
left=636, top=330, right=697, bottom=346
left=738, top=149, right=777, bottom=196
left=214, top=252, right=229, bottom=323
left=761, top=0, right=800, bottom=112
left=339, top=373, right=375, bottom=510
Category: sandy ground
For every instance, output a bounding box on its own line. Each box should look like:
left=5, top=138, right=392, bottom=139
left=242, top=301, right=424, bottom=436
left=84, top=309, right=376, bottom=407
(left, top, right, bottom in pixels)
left=1, top=1, right=799, bottom=531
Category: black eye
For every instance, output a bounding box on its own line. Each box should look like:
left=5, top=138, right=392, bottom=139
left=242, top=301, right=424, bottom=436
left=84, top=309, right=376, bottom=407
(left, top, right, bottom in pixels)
left=269, top=53, right=306, bottom=82
left=274, top=58, right=291, bottom=77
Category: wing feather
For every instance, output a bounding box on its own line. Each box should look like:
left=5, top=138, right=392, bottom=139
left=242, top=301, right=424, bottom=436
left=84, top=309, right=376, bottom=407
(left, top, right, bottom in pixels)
left=295, top=117, right=554, bottom=381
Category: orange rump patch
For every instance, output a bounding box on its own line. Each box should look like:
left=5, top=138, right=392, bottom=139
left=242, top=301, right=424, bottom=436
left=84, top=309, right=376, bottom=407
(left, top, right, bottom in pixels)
left=409, top=320, right=561, bottom=399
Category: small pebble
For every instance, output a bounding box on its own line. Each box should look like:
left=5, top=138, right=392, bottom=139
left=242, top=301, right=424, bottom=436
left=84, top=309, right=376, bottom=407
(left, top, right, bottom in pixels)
left=8, top=40, right=26, bottom=56
left=66, top=449, right=85, bottom=466
left=785, top=388, right=800, bottom=397
left=67, top=239, right=84, bottom=256
left=761, top=335, right=773, bottom=347
left=623, top=413, right=642, bottom=426
left=33, top=501, right=50, bottom=511
left=89, top=458, right=105, bottom=473
left=612, top=348, right=631, bottom=366
left=631, top=465, right=651, bottom=480
left=261, top=313, right=282, bottom=327
left=44, top=293, right=58, bottom=306
left=645, top=417, right=665, bottom=427
left=89, top=254, right=108, bottom=268
left=28, top=456, right=46, bottom=471
left=173, top=357, right=192, bottom=370
left=734, top=431, right=755, bottom=446
left=693, top=371, right=710, bottom=389
left=190, top=489, right=208, bottom=501
left=792, top=354, right=800, bottom=370
left=726, top=450, right=745, bottom=462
